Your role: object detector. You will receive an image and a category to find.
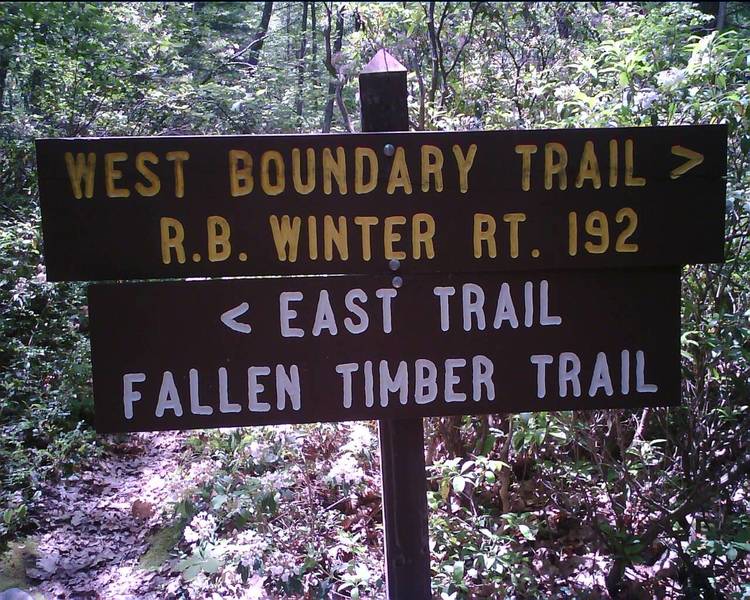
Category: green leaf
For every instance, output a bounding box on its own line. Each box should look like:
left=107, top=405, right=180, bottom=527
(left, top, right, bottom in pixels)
left=452, top=475, right=466, bottom=494
left=460, top=460, right=475, bottom=474
left=518, top=524, right=535, bottom=540
left=440, top=479, right=451, bottom=500
left=452, top=560, right=464, bottom=583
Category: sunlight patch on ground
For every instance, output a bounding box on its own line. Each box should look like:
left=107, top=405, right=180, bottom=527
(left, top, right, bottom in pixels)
left=0, top=540, right=36, bottom=593
left=138, top=521, right=185, bottom=571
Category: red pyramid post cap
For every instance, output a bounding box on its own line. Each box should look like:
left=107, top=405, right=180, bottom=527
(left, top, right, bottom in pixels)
left=362, top=49, right=407, bottom=74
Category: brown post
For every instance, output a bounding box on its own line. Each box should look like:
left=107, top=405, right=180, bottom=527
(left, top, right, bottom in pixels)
left=359, top=49, right=432, bottom=599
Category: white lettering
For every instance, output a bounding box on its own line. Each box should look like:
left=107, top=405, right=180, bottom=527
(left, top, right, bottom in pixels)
left=434, top=286, right=456, bottom=332
left=336, top=363, right=359, bottom=408
left=156, top=371, right=183, bottom=417
left=280, top=291, right=304, bottom=337
left=276, top=364, right=301, bottom=410
left=530, top=355, right=553, bottom=398
left=123, top=373, right=146, bottom=419
left=444, top=358, right=467, bottom=402
left=559, top=352, right=581, bottom=397
left=379, top=360, right=408, bottom=406
left=248, top=366, right=272, bottom=412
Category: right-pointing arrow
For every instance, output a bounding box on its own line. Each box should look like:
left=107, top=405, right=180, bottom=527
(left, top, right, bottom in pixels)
left=670, top=145, right=704, bottom=179
left=221, top=302, right=252, bottom=334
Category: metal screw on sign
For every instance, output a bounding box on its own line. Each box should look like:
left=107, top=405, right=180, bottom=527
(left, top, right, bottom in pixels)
left=388, top=259, right=401, bottom=272
left=360, top=48, right=431, bottom=600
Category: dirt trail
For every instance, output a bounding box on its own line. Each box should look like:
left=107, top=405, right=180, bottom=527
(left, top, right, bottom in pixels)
left=25, top=432, right=188, bottom=599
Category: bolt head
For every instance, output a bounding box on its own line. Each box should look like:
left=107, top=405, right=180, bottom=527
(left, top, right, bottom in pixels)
left=383, top=143, right=395, bottom=157
left=392, top=275, right=403, bottom=288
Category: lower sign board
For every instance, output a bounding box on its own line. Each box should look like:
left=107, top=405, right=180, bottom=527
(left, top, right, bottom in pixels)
left=89, top=269, right=680, bottom=433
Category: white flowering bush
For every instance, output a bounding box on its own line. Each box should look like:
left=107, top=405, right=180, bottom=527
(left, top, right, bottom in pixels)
left=166, top=423, right=384, bottom=598
left=183, top=512, right=218, bottom=546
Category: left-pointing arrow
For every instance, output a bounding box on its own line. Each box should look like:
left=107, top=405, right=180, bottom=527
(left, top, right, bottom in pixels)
left=221, top=302, right=252, bottom=334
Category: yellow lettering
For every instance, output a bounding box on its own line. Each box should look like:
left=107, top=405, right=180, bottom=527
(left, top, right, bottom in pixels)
left=452, top=144, right=477, bottom=193
left=544, top=143, right=567, bottom=190
left=324, top=215, right=348, bottom=260
left=292, top=148, right=315, bottom=194
left=568, top=212, right=578, bottom=256
left=615, top=207, right=638, bottom=252
left=64, top=152, right=96, bottom=199
left=384, top=216, right=407, bottom=260
left=160, top=217, right=186, bottom=264
left=421, top=145, right=444, bottom=192
left=473, top=214, right=497, bottom=259
left=229, top=150, right=253, bottom=197
left=503, top=212, right=526, bottom=258
left=354, top=216, right=378, bottom=261
left=608, top=140, right=618, bottom=188
left=269, top=215, right=301, bottom=262
left=354, top=147, right=378, bottom=194
left=261, top=150, right=285, bottom=196
left=575, top=141, right=601, bottom=189
left=412, top=213, right=435, bottom=259
left=166, top=151, right=189, bottom=198
left=207, top=216, right=231, bottom=262
left=515, top=144, right=537, bottom=192
left=308, top=215, right=318, bottom=260
left=104, top=152, right=129, bottom=198
left=386, top=147, right=412, bottom=194
left=135, top=152, right=160, bottom=197
left=323, top=147, right=347, bottom=195
left=624, top=139, right=646, bottom=186
left=584, top=211, right=609, bottom=253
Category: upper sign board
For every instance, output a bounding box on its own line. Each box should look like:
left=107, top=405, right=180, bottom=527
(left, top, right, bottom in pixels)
left=37, top=126, right=726, bottom=281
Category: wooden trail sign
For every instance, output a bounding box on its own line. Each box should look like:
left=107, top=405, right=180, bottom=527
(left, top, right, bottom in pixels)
left=32, top=47, right=727, bottom=600
left=88, top=268, right=680, bottom=434
left=36, top=125, right=726, bottom=281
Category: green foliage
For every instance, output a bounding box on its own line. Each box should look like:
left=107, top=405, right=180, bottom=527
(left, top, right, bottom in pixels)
left=2, top=1, right=750, bottom=595
left=0, top=209, right=97, bottom=546
left=165, top=424, right=383, bottom=598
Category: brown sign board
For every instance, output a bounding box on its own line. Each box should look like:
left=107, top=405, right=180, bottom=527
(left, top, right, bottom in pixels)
left=37, top=126, right=726, bottom=282
left=89, top=268, right=680, bottom=433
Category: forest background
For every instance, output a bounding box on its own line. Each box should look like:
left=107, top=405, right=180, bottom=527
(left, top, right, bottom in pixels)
left=1, top=2, right=750, bottom=599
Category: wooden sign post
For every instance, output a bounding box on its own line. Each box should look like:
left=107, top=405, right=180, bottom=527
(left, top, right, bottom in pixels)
left=360, top=50, right=431, bottom=599
left=34, top=50, right=727, bottom=600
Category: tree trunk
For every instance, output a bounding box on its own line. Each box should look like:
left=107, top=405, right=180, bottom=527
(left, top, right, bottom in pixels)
left=296, top=1, right=309, bottom=128
left=322, top=90, right=335, bottom=134
left=716, top=1, right=727, bottom=31
left=0, top=52, right=9, bottom=112
left=698, top=2, right=728, bottom=31
left=247, top=1, right=274, bottom=71
left=285, top=1, right=292, bottom=63
left=25, top=68, right=42, bottom=113
left=311, top=1, right=319, bottom=111
left=322, top=5, right=344, bottom=133
left=426, top=2, right=440, bottom=105
left=335, top=82, right=352, bottom=132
